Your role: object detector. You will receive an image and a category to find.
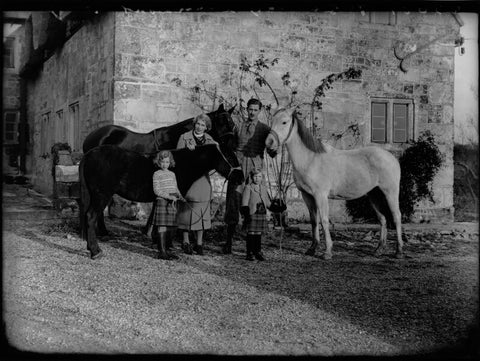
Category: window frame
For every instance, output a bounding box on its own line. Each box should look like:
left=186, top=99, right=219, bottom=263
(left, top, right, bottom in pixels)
left=370, top=98, right=414, bottom=144
left=369, top=12, right=397, bottom=26
left=3, top=111, right=20, bottom=144
left=371, top=101, right=388, bottom=143
left=68, top=102, right=81, bottom=151
left=4, top=37, right=15, bottom=69
left=40, top=112, right=52, bottom=155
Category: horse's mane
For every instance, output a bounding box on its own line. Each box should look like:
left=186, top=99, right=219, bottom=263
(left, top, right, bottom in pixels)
left=295, top=115, right=327, bottom=153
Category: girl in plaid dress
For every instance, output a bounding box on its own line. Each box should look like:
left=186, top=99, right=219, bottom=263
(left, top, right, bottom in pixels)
left=240, top=168, right=272, bottom=261
left=152, top=150, right=184, bottom=260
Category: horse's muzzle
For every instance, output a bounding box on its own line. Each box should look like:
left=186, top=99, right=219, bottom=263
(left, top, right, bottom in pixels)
left=266, top=148, right=277, bottom=158
left=265, top=134, right=278, bottom=158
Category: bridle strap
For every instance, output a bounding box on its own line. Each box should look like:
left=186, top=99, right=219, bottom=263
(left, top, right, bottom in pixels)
left=269, top=111, right=295, bottom=148
left=153, top=129, right=159, bottom=152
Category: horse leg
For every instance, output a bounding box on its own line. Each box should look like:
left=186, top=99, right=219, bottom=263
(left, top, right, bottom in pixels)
left=301, top=191, right=320, bottom=256
left=87, top=195, right=111, bottom=259
left=96, top=212, right=108, bottom=237
left=382, top=188, right=404, bottom=258
left=143, top=201, right=155, bottom=236
left=86, top=205, right=103, bottom=259
left=316, top=195, right=333, bottom=260
left=367, top=193, right=388, bottom=256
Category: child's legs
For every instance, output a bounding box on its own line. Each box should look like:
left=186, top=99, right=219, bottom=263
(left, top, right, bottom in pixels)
left=196, top=230, right=203, bottom=246
left=182, top=230, right=189, bottom=244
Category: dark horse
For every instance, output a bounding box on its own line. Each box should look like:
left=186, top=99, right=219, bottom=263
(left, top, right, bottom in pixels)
left=79, top=144, right=244, bottom=260
left=82, top=104, right=239, bottom=235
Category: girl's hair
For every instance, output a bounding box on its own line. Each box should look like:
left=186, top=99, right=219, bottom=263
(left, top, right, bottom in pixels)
left=193, top=113, right=212, bottom=131
left=153, top=150, right=175, bottom=168
left=249, top=167, right=263, bottom=180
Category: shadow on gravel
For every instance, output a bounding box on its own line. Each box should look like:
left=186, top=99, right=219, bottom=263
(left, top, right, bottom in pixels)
left=19, top=218, right=479, bottom=357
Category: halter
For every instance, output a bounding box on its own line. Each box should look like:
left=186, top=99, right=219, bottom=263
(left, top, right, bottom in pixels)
left=268, top=110, right=295, bottom=150
left=215, top=111, right=237, bottom=144
left=153, top=128, right=160, bottom=152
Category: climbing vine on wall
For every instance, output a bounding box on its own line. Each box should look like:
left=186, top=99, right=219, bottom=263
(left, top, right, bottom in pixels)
left=171, top=54, right=362, bottom=208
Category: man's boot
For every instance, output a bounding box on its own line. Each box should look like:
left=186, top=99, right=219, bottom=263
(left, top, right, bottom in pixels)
left=245, top=234, right=254, bottom=261
left=253, top=234, right=265, bottom=261
left=222, top=224, right=235, bottom=254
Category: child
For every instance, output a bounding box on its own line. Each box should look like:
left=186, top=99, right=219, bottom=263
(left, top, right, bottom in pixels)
left=151, top=150, right=184, bottom=260
left=240, top=168, right=271, bottom=261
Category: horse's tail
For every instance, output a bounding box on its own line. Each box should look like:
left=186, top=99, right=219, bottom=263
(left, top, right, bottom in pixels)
left=78, top=157, right=89, bottom=241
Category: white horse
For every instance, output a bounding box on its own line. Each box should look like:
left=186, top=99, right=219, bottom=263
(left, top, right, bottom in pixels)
left=265, top=107, right=404, bottom=259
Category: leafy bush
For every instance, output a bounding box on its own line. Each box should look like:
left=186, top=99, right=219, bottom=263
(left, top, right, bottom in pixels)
left=399, top=131, right=444, bottom=220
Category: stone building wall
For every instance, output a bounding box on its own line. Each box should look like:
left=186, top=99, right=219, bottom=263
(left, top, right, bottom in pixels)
left=25, top=13, right=116, bottom=195
left=3, top=25, right=23, bottom=174
left=112, top=11, right=458, bottom=222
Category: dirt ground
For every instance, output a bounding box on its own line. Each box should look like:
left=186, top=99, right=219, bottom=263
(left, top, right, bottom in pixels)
left=2, top=215, right=479, bottom=356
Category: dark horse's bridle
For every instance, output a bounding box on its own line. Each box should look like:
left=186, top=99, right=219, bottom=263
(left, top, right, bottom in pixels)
left=151, top=111, right=237, bottom=152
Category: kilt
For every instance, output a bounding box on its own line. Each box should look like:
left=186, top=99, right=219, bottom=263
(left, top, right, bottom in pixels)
left=151, top=198, right=177, bottom=227
left=246, top=213, right=268, bottom=233
left=177, top=200, right=211, bottom=231
left=224, top=181, right=243, bottom=225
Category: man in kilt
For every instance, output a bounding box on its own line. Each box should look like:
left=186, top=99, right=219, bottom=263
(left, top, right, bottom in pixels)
left=222, top=98, right=272, bottom=254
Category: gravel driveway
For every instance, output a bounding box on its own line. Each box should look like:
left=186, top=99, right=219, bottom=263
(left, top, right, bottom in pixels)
left=3, top=217, right=479, bottom=356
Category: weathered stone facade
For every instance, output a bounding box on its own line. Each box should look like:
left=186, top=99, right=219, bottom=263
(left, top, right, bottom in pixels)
left=25, top=12, right=116, bottom=193
left=23, top=11, right=460, bottom=222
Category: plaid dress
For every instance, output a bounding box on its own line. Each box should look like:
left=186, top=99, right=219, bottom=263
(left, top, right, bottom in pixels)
left=247, top=210, right=268, bottom=233
left=152, top=169, right=180, bottom=227
left=151, top=198, right=177, bottom=226
left=242, top=183, right=271, bottom=234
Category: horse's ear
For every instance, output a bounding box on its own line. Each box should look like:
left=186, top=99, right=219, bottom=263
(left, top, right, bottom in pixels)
left=227, top=104, right=236, bottom=114
left=217, top=104, right=225, bottom=112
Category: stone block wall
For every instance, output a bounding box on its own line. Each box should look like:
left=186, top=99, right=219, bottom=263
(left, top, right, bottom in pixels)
left=112, top=11, right=458, bottom=222
left=25, top=13, right=115, bottom=195
left=3, top=25, right=23, bottom=175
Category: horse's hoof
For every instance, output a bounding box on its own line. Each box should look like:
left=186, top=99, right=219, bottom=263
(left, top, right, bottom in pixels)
left=182, top=243, right=193, bottom=255
left=91, top=250, right=104, bottom=260
left=395, top=252, right=404, bottom=259
left=305, top=248, right=316, bottom=256
left=322, top=253, right=332, bottom=260
left=168, top=253, right=179, bottom=260
left=374, top=249, right=384, bottom=257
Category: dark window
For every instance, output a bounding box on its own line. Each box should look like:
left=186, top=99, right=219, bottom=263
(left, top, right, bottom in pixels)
left=3, top=111, right=19, bottom=143
left=369, top=12, right=397, bottom=26
left=371, top=102, right=387, bottom=143
left=393, top=103, right=408, bottom=143
left=69, top=103, right=81, bottom=151
left=4, top=37, right=15, bottom=68
left=371, top=99, right=414, bottom=144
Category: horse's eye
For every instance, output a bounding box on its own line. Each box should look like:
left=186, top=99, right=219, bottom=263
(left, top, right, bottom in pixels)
left=282, top=122, right=287, bottom=125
